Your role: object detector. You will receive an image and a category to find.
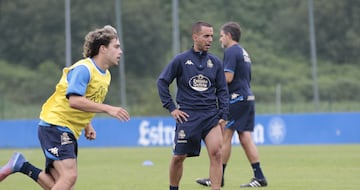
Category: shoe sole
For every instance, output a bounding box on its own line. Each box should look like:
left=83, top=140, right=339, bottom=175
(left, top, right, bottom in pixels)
left=196, top=178, right=224, bottom=187
left=11, top=153, right=25, bottom=172
left=196, top=178, right=211, bottom=187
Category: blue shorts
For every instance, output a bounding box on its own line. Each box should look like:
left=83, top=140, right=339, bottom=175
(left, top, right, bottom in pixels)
left=38, top=125, right=78, bottom=173
left=173, top=109, right=221, bottom=157
left=226, top=99, right=255, bottom=132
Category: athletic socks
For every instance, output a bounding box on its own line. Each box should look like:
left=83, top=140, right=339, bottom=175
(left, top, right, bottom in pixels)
left=20, top=162, right=42, bottom=182
left=169, top=186, right=178, bottom=190
left=222, top=163, right=227, bottom=184
left=251, top=162, right=265, bottom=179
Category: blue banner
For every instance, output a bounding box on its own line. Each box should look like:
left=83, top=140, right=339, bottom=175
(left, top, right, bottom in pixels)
left=0, top=112, right=359, bottom=148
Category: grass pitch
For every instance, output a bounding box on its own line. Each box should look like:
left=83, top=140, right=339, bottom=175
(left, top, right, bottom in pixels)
left=1, top=144, right=359, bottom=190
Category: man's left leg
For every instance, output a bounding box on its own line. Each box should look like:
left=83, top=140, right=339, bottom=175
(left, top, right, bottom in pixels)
left=204, top=124, right=223, bottom=190
left=239, top=131, right=267, bottom=188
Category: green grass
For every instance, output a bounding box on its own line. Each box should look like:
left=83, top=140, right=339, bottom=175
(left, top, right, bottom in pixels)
left=1, top=145, right=360, bottom=189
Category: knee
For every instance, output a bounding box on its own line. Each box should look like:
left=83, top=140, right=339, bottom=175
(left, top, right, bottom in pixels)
left=69, top=172, right=78, bottom=183
left=215, top=149, right=222, bottom=161
left=63, top=171, right=78, bottom=186
left=210, top=148, right=222, bottom=162
left=240, top=140, right=246, bottom=147
left=172, top=155, right=186, bottom=165
left=239, top=132, right=252, bottom=145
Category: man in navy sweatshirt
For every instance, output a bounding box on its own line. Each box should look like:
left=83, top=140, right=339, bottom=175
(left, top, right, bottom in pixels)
left=157, top=21, right=229, bottom=190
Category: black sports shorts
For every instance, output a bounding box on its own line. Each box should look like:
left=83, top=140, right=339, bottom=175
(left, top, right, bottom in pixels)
left=38, top=125, right=78, bottom=173
left=172, top=109, right=221, bottom=157
left=225, top=99, right=255, bottom=132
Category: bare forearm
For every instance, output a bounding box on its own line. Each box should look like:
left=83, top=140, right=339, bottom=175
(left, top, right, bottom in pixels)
left=68, top=96, right=110, bottom=113
left=68, top=95, right=130, bottom=121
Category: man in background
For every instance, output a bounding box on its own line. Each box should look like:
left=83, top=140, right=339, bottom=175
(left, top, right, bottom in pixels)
left=196, top=21, right=268, bottom=188
left=157, top=21, right=229, bottom=190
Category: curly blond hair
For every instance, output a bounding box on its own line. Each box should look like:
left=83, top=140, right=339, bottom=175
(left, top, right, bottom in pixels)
left=82, top=25, right=118, bottom=58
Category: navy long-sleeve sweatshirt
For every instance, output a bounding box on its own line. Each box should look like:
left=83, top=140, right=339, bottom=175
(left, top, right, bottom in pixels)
left=157, top=48, right=229, bottom=120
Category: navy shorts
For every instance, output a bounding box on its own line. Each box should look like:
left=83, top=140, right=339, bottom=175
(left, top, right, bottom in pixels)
left=225, top=99, right=255, bottom=132
left=173, top=109, right=221, bottom=157
left=38, top=125, right=78, bottom=173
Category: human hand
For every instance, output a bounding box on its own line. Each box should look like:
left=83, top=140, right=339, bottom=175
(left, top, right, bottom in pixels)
left=171, top=109, right=189, bottom=123
left=107, top=106, right=130, bottom=122
left=218, top=119, right=227, bottom=130
left=84, top=123, right=96, bottom=140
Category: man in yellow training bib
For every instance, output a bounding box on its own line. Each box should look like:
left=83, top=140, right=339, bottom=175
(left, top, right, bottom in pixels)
left=0, top=25, right=130, bottom=190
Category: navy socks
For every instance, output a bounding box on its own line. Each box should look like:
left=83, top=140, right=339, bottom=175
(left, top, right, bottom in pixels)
left=20, top=162, right=42, bottom=182
left=251, top=162, right=265, bottom=179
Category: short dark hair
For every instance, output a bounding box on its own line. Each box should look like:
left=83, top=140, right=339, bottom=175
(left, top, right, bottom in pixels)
left=192, top=21, right=212, bottom=34
left=221, top=22, right=241, bottom=42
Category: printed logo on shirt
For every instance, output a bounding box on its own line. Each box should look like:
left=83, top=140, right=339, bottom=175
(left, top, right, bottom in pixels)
left=185, top=60, right=194, bottom=65
left=243, top=49, right=251, bottom=63
left=88, top=86, right=107, bottom=103
left=207, top=59, right=213, bottom=68
left=189, top=74, right=211, bottom=92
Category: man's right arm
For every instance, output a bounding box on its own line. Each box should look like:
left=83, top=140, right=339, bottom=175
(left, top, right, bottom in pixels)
left=157, top=58, right=179, bottom=113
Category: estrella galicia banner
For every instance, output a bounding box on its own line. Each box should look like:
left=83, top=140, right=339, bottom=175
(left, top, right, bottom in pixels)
left=0, top=112, right=359, bottom=148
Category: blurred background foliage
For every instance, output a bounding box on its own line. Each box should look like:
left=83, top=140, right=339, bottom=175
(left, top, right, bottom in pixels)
left=0, top=0, right=359, bottom=119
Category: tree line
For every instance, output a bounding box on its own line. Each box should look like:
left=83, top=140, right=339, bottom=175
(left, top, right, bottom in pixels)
left=0, top=0, right=359, bottom=118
